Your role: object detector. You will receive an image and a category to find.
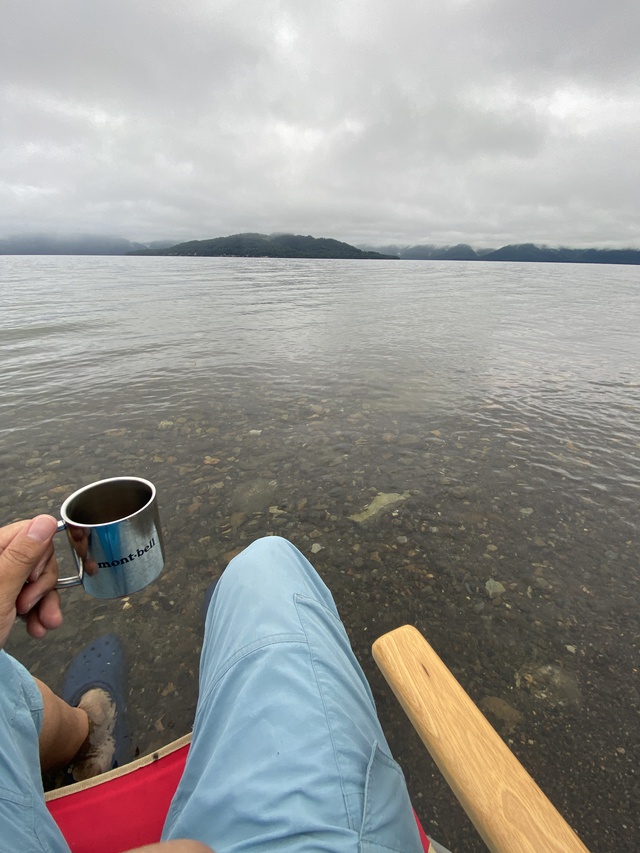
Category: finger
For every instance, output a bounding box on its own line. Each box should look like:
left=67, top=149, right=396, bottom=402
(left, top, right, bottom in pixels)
left=68, top=526, right=89, bottom=559
left=25, top=590, right=62, bottom=639
left=27, top=542, right=55, bottom=583
left=0, top=520, right=30, bottom=553
left=0, top=516, right=58, bottom=600
left=25, top=607, right=48, bottom=639
left=83, top=558, right=98, bottom=576
left=16, top=551, right=59, bottom=615
left=38, top=589, right=62, bottom=630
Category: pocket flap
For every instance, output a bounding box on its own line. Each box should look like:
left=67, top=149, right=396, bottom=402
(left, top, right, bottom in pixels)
left=360, top=741, right=423, bottom=852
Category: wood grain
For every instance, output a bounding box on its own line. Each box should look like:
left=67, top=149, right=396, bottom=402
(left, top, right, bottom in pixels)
left=372, top=625, right=590, bottom=853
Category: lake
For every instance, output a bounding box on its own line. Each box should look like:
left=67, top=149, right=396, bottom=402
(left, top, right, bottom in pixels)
left=1, top=255, right=639, bottom=850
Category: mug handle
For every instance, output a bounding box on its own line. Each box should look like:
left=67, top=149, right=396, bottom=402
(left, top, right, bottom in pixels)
left=54, top=520, right=84, bottom=589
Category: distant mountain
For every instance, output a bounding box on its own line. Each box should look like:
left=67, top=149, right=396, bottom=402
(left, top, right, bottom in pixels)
left=361, top=242, right=640, bottom=265
left=2, top=232, right=639, bottom=265
left=130, top=232, right=397, bottom=260
left=404, top=244, right=479, bottom=261
left=481, top=243, right=640, bottom=265
left=365, top=243, right=487, bottom=260
left=0, top=234, right=176, bottom=255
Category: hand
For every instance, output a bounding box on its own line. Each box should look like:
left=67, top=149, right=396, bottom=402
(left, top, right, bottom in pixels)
left=0, top=515, right=62, bottom=648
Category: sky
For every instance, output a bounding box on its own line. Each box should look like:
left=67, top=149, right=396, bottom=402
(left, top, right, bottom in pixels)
left=2, top=0, right=639, bottom=249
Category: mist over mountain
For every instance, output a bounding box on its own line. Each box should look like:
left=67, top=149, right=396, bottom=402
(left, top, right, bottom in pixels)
left=363, top=242, right=640, bottom=265
left=2, top=232, right=640, bottom=265
left=0, top=234, right=175, bottom=255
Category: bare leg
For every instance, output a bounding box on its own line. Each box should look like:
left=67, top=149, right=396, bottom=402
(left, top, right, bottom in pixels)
left=34, top=677, right=89, bottom=773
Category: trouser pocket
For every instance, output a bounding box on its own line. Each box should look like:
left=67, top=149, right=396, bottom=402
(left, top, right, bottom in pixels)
left=360, top=741, right=423, bottom=852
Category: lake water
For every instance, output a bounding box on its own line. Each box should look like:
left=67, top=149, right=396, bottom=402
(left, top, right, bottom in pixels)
left=1, top=255, right=639, bottom=850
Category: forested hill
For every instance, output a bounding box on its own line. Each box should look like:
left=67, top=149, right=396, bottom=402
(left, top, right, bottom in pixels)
left=3, top=233, right=638, bottom=264
left=370, top=242, right=640, bottom=265
left=131, top=233, right=397, bottom=260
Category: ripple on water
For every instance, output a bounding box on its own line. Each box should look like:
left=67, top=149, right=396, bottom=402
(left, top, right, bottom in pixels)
left=1, top=256, right=639, bottom=851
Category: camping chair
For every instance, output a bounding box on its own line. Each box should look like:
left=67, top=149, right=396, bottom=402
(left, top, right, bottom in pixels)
left=46, top=626, right=590, bottom=852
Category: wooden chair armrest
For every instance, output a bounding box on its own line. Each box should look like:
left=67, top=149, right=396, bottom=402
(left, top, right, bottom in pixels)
left=372, top=625, right=590, bottom=853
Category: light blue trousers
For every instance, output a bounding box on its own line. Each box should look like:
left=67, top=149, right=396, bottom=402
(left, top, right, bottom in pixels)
left=0, top=536, right=422, bottom=852
left=0, top=651, right=70, bottom=852
left=163, top=536, right=422, bottom=852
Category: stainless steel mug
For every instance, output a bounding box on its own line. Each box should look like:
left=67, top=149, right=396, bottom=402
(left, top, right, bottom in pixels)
left=55, top=477, right=165, bottom=599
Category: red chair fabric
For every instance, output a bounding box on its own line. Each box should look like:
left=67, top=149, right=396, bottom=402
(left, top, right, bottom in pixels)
left=46, top=742, right=190, bottom=853
left=46, top=738, right=429, bottom=852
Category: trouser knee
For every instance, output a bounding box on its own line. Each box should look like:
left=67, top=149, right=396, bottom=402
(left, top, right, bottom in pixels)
left=215, top=535, right=334, bottom=617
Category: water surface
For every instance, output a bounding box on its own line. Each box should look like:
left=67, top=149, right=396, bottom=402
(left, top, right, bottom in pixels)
left=1, top=256, right=638, bottom=850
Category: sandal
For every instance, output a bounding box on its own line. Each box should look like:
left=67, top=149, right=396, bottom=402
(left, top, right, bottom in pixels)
left=61, top=634, right=132, bottom=777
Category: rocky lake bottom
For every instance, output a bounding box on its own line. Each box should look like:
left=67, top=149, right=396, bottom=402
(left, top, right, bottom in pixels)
left=4, top=386, right=638, bottom=852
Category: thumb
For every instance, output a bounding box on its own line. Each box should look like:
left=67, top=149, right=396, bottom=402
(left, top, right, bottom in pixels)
left=0, top=515, right=58, bottom=596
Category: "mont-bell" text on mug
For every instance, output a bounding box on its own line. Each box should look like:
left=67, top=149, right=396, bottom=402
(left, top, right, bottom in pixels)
left=97, top=536, right=158, bottom=569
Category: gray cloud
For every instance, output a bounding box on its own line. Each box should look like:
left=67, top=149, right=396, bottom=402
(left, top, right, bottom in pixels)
left=1, top=0, right=639, bottom=247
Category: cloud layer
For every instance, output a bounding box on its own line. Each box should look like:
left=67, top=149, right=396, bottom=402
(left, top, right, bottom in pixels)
left=2, top=0, right=639, bottom=247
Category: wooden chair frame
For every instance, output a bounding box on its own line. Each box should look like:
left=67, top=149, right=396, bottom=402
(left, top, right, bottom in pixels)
left=373, top=625, right=590, bottom=853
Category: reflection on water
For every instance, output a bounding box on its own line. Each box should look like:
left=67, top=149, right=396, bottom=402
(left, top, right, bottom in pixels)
left=1, top=256, right=639, bottom=850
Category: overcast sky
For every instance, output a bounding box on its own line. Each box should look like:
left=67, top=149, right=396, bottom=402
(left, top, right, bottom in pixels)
left=2, top=0, right=639, bottom=248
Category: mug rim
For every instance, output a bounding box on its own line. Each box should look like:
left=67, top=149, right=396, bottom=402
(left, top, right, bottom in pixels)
left=60, top=476, right=156, bottom=527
